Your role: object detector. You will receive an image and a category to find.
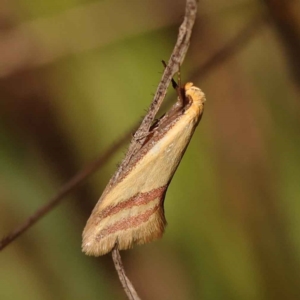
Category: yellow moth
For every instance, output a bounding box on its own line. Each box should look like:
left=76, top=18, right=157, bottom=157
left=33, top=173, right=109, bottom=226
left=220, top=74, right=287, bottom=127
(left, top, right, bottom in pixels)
left=82, top=81, right=206, bottom=256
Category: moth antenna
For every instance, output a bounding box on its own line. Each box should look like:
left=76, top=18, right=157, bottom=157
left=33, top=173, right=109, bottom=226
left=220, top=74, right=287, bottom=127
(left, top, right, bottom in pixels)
left=161, top=60, right=167, bottom=68
left=161, top=60, right=179, bottom=90
left=161, top=60, right=184, bottom=106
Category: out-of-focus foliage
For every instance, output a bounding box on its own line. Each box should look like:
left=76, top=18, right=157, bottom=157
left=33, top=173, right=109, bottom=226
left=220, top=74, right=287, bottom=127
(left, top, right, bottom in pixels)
left=1, top=0, right=300, bottom=299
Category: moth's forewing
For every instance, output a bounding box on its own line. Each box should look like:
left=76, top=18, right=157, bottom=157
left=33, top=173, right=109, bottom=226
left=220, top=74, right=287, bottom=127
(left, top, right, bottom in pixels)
left=82, top=83, right=205, bottom=256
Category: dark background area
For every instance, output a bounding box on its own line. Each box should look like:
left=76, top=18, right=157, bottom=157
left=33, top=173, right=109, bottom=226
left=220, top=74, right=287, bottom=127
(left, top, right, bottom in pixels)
left=1, top=0, right=300, bottom=299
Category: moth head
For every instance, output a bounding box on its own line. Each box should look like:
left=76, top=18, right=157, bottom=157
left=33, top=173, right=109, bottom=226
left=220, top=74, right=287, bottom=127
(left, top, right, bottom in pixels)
left=184, top=82, right=206, bottom=106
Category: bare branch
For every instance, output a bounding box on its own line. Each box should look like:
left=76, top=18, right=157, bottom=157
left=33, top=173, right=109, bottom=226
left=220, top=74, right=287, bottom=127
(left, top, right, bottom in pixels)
left=112, top=248, right=141, bottom=300
left=107, top=0, right=198, bottom=194
left=109, top=1, right=198, bottom=298
left=129, top=0, right=197, bottom=150
left=83, top=19, right=200, bottom=297
left=0, top=129, right=132, bottom=251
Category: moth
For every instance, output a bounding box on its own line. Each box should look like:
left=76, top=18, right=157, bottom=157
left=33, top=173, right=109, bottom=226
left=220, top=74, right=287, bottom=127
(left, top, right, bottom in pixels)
left=82, top=78, right=206, bottom=256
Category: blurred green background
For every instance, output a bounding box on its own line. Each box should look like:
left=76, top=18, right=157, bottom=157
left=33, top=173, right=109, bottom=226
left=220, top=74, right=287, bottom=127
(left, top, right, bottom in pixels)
left=1, top=0, right=300, bottom=299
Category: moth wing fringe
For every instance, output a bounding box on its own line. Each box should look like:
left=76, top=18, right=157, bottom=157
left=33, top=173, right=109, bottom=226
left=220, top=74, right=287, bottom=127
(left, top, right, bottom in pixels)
left=82, top=206, right=166, bottom=256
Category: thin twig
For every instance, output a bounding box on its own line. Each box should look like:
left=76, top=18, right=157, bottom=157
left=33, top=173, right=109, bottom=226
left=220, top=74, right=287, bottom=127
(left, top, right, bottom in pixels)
left=112, top=247, right=141, bottom=300
left=120, top=0, right=198, bottom=169
left=109, top=1, right=198, bottom=298
left=135, top=0, right=197, bottom=137
left=0, top=128, right=132, bottom=251
left=0, top=10, right=267, bottom=253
